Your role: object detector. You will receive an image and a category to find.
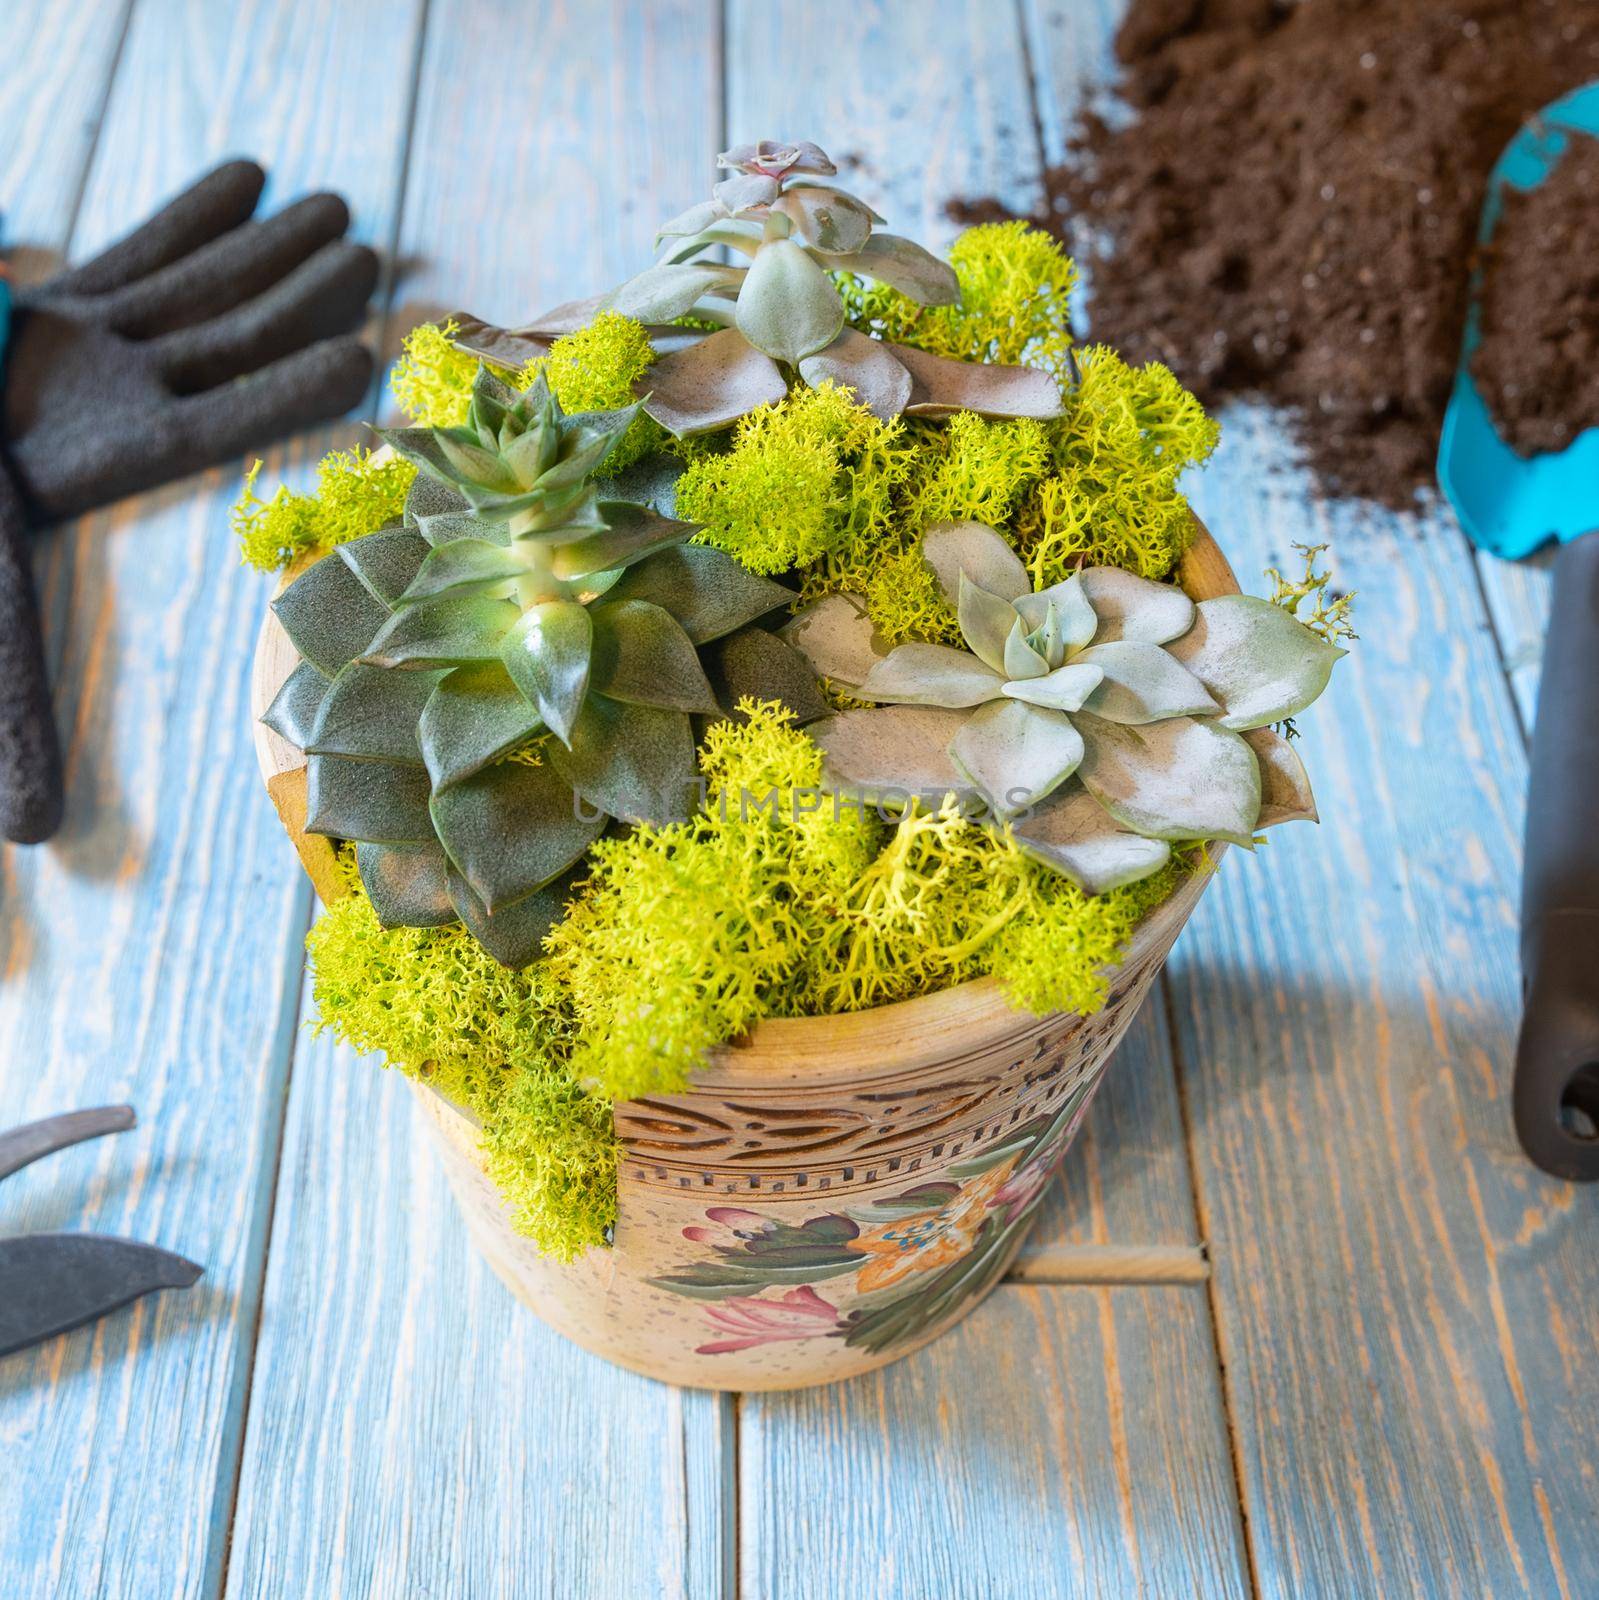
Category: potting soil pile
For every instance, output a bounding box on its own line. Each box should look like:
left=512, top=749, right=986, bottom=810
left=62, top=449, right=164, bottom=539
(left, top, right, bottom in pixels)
left=1470, top=131, right=1599, bottom=458
left=956, top=0, right=1599, bottom=506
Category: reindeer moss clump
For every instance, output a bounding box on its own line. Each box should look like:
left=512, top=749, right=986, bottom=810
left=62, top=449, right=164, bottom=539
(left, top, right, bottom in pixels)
left=677, top=383, right=911, bottom=575
left=234, top=448, right=414, bottom=572
left=306, top=856, right=618, bottom=1260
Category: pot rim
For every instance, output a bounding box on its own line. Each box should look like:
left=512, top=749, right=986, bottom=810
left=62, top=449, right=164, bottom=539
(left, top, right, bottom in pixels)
left=251, top=515, right=1239, bottom=1084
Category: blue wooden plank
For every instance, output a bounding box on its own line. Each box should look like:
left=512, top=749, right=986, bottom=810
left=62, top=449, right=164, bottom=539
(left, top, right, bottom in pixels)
left=726, top=3, right=1244, bottom=1594
left=742, top=1284, right=1247, bottom=1599
left=0, top=0, right=131, bottom=277
left=1475, top=545, right=1551, bottom=733
left=0, top=3, right=425, bottom=1597
left=225, top=1016, right=729, bottom=1599
left=224, top=3, right=731, bottom=1594
left=1172, top=403, right=1599, bottom=1597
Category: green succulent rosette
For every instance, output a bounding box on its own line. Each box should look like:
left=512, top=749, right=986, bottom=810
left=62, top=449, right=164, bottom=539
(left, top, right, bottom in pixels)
left=785, top=520, right=1342, bottom=894
left=263, top=365, right=820, bottom=966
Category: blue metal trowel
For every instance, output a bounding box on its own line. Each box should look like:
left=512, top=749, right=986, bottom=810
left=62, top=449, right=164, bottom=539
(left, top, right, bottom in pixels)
left=1437, top=82, right=1599, bottom=1181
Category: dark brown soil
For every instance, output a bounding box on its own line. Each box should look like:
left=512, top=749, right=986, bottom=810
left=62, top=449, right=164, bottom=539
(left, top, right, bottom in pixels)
left=1470, top=132, right=1599, bottom=457
left=953, top=0, right=1599, bottom=507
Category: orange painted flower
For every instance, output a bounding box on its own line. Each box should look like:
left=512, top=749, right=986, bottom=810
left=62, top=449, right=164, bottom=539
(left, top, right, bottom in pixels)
left=847, top=1156, right=1020, bottom=1293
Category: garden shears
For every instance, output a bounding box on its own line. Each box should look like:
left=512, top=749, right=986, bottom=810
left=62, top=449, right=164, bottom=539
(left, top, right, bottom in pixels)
left=0, top=1106, right=202, bottom=1359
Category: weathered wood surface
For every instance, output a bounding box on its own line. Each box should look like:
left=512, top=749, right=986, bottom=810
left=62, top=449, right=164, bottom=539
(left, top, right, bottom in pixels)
left=0, top=3, right=423, bottom=1598
left=222, top=1, right=737, bottom=1595
left=3, top=0, right=1591, bottom=1596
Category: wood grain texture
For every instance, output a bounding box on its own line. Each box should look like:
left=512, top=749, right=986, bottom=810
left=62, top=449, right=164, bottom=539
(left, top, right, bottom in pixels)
left=224, top=0, right=733, bottom=1591
left=0, top=3, right=424, bottom=1598
left=724, top=2, right=1244, bottom=1592
left=1172, top=404, right=1599, bottom=1598
left=742, top=1284, right=1247, bottom=1599
left=0, top=0, right=131, bottom=278
left=224, top=1014, right=728, bottom=1600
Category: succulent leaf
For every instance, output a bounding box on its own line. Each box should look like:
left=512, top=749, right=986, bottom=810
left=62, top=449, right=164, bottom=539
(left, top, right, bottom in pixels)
left=735, top=239, right=846, bottom=364
left=657, top=199, right=726, bottom=240
left=588, top=599, right=721, bottom=713
left=780, top=592, right=884, bottom=687
left=857, top=642, right=1005, bottom=708
left=957, top=572, right=1018, bottom=673
left=430, top=757, right=602, bottom=913
left=363, top=594, right=520, bottom=669
left=1244, top=725, right=1319, bottom=826
left=416, top=510, right=503, bottom=548
left=810, top=705, right=970, bottom=810
left=713, top=173, right=780, bottom=213
left=548, top=502, right=697, bottom=581
left=499, top=601, right=593, bottom=746
left=1165, top=595, right=1345, bottom=731
left=1075, top=713, right=1261, bottom=845
left=606, top=262, right=747, bottom=323
left=306, top=662, right=442, bottom=764
left=305, top=755, right=434, bottom=844
left=772, top=185, right=875, bottom=253
left=1014, top=573, right=1096, bottom=655
left=1001, top=661, right=1104, bottom=713
left=595, top=452, right=685, bottom=518
left=1011, top=783, right=1174, bottom=895
left=796, top=328, right=913, bottom=422
left=262, top=660, right=329, bottom=750
left=948, top=698, right=1084, bottom=817
left=447, top=865, right=577, bottom=971
left=1002, top=616, right=1049, bottom=680
left=548, top=696, right=698, bottom=826
left=890, top=342, right=1065, bottom=421
left=821, top=232, right=959, bottom=306
left=921, top=520, right=1030, bottom=606
left=338, top=525, right=431, bottom=607
left=606, top=543, right=794, bottom=645
left=397, top=538, right=522, bottom=605
left=403, top=470, right=468, bottom=525
left=705, top=627, right=830, bottom=725
left=640, top=328, right=788, bottom=437
left=1074, top=568, right=1196, bottom=646
left=419, top=664, right=544, bottom=790
left=718, top=141, right=836, bottom=178
left=1075, top=640, right=1218, bottom=725
left=356, top=842, right=457, bottom=929
left=273, top=554, right=392, bottom=678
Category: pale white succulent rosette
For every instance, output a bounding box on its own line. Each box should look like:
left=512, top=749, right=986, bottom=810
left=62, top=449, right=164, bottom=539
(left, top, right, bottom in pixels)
left=783, top=521, right=1343, bottom=894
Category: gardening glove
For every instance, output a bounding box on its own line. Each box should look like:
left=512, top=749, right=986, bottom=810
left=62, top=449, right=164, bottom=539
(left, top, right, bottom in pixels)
left=0, top=159, right=378, bottom=844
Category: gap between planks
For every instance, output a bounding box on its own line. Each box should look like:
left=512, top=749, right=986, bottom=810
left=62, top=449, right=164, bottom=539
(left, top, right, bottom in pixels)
left=1005, top=1242, right=1210, bottom=1285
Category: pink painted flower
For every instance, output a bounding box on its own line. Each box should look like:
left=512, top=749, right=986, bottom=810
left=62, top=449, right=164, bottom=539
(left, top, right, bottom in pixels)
left=682, top=1206, right=771, bottom=1246
left=694, top=1287, right=842, bottom=1355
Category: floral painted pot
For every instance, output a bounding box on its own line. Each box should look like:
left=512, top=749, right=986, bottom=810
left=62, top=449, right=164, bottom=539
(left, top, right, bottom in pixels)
left=253, top=524, right=1236, bottom=1390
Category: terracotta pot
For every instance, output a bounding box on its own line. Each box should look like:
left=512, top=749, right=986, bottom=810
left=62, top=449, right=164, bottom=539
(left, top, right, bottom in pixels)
left=252, top=521, right=1237, bottom=1390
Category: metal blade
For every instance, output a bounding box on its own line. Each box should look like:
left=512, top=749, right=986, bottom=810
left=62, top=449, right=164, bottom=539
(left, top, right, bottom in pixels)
left=0, top=1233, right=203, bottom=1358
left=0, top=1106, right=135, bottom=1182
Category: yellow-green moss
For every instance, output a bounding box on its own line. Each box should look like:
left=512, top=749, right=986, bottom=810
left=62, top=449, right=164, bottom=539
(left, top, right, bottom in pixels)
left=1015, top=346, right=1219, bottom=587
left=525, top=311, right=663, bottom=471
left=305, top=859, right=617, bottom=1260
left=676, top=383, right=912, bottom=575
left=234, top=448, right=415, bottom=572
left=839, top=221, right=1078, bottom=377
left=390, top=318, right=486, bottom=427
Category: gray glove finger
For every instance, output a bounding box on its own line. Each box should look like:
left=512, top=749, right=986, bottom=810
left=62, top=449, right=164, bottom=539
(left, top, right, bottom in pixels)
left=156, top=240, right=379, bottom=393
left=105, top=192, right=351, bottom=340
left=170, top=336, right=374, bottom=464
left=46, top=159, right=265, bottom=298
left=0, top=470, right=64, bottom=844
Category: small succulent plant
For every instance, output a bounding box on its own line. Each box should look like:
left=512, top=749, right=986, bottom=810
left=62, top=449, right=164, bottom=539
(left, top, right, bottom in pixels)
left=443, top=140, right=1063, bottom=436
left=263, top=366, right=818, bottom=966
left=785, top=521, right=1342, bottom=894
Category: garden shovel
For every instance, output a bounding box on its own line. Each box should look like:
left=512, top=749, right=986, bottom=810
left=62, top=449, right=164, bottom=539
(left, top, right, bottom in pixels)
left=1437, top=81, right=1599, bottom=1181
